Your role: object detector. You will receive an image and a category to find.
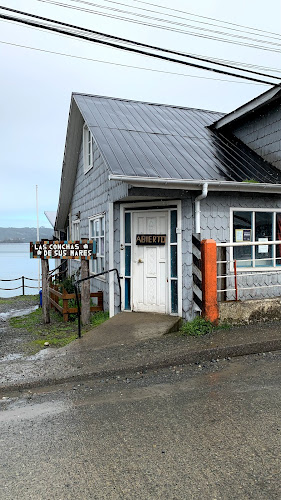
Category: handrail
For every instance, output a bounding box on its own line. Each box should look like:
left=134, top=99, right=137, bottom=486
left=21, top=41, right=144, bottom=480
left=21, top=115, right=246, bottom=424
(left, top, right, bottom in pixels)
left=217, top=240, right=281, bottom=247
left=74, top=268, right=121, bottom=338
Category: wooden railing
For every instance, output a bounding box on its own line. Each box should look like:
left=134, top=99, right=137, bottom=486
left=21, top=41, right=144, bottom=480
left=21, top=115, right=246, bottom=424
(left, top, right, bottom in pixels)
left=49, top=283, right=103, bottom=322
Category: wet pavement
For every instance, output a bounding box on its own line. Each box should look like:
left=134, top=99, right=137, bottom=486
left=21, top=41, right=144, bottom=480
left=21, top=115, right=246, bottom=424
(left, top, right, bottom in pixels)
left=0, top=297, right=39, bottom=362
left=1, top=314, right=281, bottom=394
left=1, top=296, right=281, bottom=394
left=1, top=352, right=280, bottom=499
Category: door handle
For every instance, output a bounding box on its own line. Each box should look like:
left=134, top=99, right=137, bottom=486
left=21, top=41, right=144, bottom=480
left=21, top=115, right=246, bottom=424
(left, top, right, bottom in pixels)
left=138, top=258, right=144, bottom=263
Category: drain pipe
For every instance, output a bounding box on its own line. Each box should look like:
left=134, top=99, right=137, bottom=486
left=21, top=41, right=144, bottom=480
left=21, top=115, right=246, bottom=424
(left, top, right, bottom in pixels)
left=195, top=183, right=208, bottom=234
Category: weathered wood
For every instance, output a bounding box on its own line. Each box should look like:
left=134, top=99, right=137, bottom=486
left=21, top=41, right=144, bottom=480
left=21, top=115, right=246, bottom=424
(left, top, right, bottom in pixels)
left=49, top=297, right=63, bottom=314
left=48, top=283, right=103, bottom=321
left=42, top=260, right=50, bottom=324
left=97, top=290, right=103, bottom=310
left=81, top=259, right=90, bottom=325
left=62, top=288, right=69, bottom=322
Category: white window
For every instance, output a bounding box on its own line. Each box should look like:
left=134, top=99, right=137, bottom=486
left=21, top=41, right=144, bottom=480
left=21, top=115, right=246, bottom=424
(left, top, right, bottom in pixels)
left=83, top=124, right=93, bottom=173
left=89, top=214, right=105, bottom=276
left=231, top=208, right=281, bottom=268
left=72, top=220, right=80, bottom=241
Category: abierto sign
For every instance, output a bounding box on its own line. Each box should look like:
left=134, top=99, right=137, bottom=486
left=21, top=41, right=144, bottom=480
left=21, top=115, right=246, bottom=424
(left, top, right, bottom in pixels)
left=30, top=241, right=96, bottom=260
left=136, top=234, right=166, bottom=245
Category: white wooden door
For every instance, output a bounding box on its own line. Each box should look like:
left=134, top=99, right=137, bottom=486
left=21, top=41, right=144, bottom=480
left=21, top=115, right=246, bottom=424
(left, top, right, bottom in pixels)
left=132, top=211, right=168, bottom=313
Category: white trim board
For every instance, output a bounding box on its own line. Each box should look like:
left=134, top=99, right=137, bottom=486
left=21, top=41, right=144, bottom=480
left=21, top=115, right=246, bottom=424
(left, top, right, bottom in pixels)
left=120, top=200, right=182, bottom=317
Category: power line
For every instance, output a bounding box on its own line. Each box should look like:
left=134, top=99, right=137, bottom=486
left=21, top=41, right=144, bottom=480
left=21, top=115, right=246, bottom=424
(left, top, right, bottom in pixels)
left=33, top=0, right=281, bottom=51
left=0, top=6, right=279, bottom=84
left=129, top=0, right=281, bottom=38
left=0, top=39, right=267, bottom=84
left=52, top=0, right=281, bottom=43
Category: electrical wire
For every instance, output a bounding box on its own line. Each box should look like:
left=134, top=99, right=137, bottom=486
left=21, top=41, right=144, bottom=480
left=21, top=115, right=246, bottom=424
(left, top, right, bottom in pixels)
left=0, top=5, right=280, bottom=83
left=34, top=0, right=281, bottom=51
left=47, top=0, right=281, bottom=44
left=0, top=39, right=268, bottom=85
left=129, top=0, right=281, bottom=38
left=0, top=12, right=277, bottom=85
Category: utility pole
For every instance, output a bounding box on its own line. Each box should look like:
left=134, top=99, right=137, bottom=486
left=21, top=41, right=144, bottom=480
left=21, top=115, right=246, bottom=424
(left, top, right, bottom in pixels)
left=42, top=259, right=50, bottom=324
left=36, top=184, right=40, bottom=293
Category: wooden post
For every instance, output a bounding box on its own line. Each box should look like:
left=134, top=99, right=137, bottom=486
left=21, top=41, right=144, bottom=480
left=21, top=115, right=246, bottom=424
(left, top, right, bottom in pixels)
left=201, top=239, right=219, bottom=325
left=41, top=259, right=50, bottom=324
left=62, top=289, right=69, bottom=322
left=97, top=290, right=103, bottom=311
left=81, top=259, right=90, bottom=325
left=22, top=276, right=25, bottom=296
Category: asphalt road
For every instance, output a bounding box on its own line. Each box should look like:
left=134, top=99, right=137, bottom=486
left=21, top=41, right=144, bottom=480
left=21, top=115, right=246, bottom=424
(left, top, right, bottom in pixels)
left=1, top=352, right=280, bottom=500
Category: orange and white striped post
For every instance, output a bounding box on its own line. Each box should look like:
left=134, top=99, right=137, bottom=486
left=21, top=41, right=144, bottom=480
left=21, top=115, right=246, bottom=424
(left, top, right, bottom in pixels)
left=201, top=239, right=219, bottom=325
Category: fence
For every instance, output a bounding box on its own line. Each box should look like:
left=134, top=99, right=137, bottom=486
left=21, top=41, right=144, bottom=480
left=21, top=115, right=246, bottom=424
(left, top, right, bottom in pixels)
left=0, top=276, right=39, bottom=295
left=49, top=283, right=103, bottom=322
left=192, top=239, right=281, bottom=324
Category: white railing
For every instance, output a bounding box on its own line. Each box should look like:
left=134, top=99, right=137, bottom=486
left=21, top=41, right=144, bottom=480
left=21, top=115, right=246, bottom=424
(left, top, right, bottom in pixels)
left=216, top=240, right=281, bottom=300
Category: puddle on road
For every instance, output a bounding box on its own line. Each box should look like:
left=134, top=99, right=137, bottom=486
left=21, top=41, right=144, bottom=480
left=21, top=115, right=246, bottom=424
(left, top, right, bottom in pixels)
left=0, top=306, right=39, bottom=322
left=0, top=353, right=23, bottom=362
left=0, top=400, right=69, bottom=423
left=0, top=347, right=51, bottom=363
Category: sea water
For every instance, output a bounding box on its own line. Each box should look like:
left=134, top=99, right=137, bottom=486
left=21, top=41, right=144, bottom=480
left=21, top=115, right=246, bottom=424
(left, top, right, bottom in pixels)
left=0, top=243, right=54, bottom=298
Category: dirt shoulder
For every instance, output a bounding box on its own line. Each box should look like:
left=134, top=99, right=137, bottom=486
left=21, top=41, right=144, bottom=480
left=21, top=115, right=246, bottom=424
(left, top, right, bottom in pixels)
left=0, top=295, right=39, bottom=360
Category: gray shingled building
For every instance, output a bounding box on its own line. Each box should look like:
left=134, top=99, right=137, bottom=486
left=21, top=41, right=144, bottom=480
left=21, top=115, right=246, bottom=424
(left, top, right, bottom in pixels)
left=55, top=86, right=281, bottom=319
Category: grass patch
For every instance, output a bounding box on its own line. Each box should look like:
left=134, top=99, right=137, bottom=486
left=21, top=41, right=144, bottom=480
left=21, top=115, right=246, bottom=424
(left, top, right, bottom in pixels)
left=0, top=294, right=38, bottom=304
left=9, top=307, right=109, bottom=355
left=10, top=308, right=78, bottom=352
left=90, top=311, right=109, bottom=327
left=179, top=316, right=230, bottom=337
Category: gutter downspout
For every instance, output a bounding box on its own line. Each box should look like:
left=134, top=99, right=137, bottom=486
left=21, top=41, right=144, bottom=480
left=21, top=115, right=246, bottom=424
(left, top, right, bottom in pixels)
left=195, top=183, right=208, bottom=234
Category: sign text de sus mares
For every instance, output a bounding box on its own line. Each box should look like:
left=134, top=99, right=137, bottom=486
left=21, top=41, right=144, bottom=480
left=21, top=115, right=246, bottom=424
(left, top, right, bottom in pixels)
left=30, top=241, right=96, bottom=260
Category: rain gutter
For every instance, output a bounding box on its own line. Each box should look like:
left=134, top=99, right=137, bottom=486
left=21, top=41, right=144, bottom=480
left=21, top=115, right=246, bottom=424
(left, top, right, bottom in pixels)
left=108, top=175, right=281, bottom=194
left=195, top=183, right=208, bottom=234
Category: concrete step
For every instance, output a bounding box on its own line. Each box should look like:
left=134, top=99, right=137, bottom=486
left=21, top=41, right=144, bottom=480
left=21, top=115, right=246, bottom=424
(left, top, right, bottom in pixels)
left=81, top=312, right=182, bottom=350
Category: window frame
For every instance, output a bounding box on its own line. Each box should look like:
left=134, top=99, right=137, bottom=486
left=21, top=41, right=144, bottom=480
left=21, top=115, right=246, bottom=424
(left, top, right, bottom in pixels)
left=83, top=124, right=93, bottom=174
left=119, top=200, right=182, bottom=316
left=72, top=219, right=80, bottom=241
left=230, top=207, right=281, bottom=271
left=89, top=213, right=106, bottom=281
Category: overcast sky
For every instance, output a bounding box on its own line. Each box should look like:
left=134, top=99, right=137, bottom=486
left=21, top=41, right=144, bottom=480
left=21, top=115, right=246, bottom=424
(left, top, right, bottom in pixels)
left=0, top=0, right=280, bottom=228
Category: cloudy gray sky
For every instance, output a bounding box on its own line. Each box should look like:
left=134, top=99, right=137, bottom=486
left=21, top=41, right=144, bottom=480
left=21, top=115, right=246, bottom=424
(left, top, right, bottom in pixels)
left=0, top=0, right=280, bottom=228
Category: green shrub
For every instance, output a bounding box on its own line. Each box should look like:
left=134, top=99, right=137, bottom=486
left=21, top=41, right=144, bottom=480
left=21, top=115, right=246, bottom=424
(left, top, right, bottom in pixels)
left=57, top=276, right=76, bottom=294
left=180, top=316, right=214, bottom=336
left=90, top=311, right=109, bottom=327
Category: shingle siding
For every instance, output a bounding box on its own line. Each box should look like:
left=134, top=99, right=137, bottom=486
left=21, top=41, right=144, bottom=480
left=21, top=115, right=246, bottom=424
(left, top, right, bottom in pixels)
left=68, top=134, right=128, bottom=312
left=231, top=103, right=281, bottom=170
left=200, top=192, right=281, bottom=303
left=180, top=191, right=281, bottom=320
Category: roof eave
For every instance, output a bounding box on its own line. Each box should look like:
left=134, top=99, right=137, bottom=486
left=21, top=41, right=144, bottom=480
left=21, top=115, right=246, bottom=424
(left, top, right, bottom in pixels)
left=211, top=85, right=281, bottom=130
left=55, top=96, right=84, bottom=231
left=108, top=174, right=281, bottom=194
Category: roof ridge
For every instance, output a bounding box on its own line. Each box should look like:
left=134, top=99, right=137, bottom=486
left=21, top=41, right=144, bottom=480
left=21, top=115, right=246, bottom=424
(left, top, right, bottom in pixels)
left=72, top=92, right=225, bottom=115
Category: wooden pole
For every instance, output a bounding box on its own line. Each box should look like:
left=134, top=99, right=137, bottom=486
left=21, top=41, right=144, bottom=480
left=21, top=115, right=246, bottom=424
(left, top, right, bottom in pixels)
left=81, top=259, right=90, bottom=325
left=42, top=259, right=50, bottom=324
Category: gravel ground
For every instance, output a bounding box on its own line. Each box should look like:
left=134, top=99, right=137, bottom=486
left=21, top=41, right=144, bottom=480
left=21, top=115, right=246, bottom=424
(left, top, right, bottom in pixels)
left=0, top=295, right=39, bottom=360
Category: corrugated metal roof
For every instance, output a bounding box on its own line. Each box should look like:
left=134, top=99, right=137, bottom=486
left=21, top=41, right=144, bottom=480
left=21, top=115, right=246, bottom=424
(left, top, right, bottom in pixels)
left=73, top=93, right=281, bottom=184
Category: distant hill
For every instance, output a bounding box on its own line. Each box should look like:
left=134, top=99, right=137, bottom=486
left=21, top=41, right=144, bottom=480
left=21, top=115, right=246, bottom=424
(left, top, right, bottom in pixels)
left=0, top=227, right=54, bottom=243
